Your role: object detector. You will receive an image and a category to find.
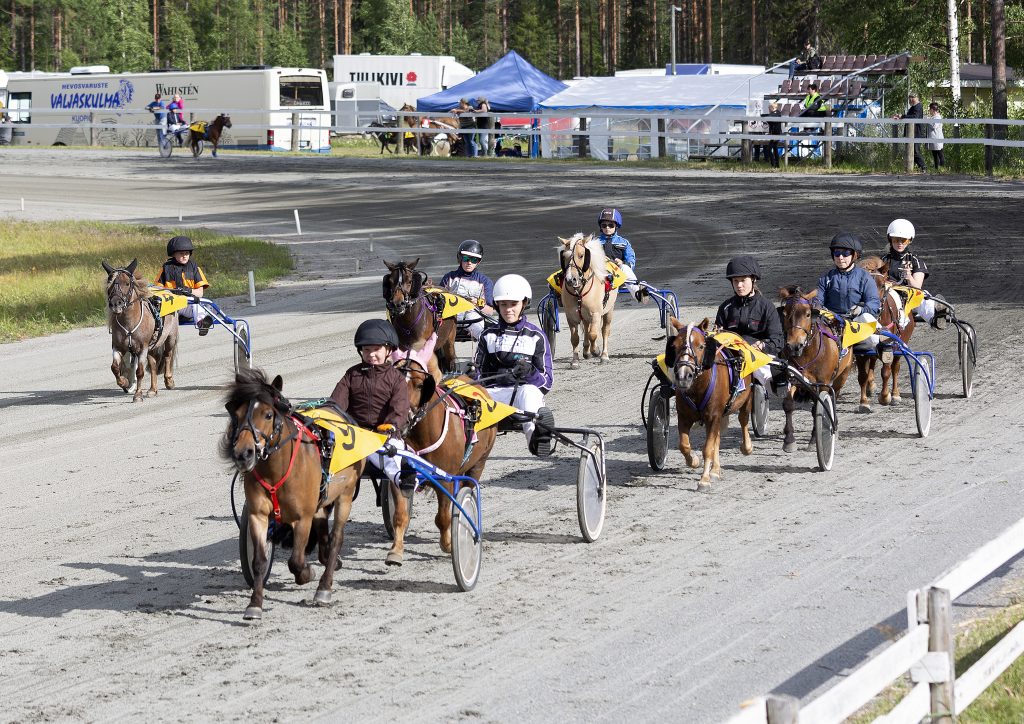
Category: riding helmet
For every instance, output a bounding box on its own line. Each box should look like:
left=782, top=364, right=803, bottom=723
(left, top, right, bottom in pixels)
left=597, top=208, right=623, bottom=229
left=725, top=255, right=762, bottom=280
left=886, top=218, right=916, bottom=242
left=493, top=274, right=533, bottom=304
left=457, top=239, right=484, bottom=261
left=354, top=319, right=399, bottom=349
left=828, top=231, right=863, bottom=254
left=167, top=235, right=194, bottom=256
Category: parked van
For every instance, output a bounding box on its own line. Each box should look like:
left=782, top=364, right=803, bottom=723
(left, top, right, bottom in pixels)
left=4, top=66, right=331, bottom=151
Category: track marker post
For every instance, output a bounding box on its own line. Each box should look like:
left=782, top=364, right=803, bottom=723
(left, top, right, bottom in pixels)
left=294, top=209, right=302, bottom=235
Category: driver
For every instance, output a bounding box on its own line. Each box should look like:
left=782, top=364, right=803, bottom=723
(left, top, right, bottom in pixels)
left=439, top=239, right=495, bottom=341
left=715, top=255, right=783, bottom=391
left=816, top=231, right=882, bottom=353
left=154, top=235, right=213, bottom=334
left=473, top=274, right=555, bottom=456
left=880, top=218, right=948, bottom=329
left=597, top=208, right=645, bottom=303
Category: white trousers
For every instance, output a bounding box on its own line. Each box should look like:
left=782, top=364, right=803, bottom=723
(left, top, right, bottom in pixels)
left=179, top=300, right=209, bottom=325
left=917, top=297, right=936, bottom=323
left=456, top=310, right=487, bottom=340
left=368, top=438, right=406, bottom=485
left=752, top=365, right=772, bottom=388
left=489, top=385, right=545, bottom=445
left=617, top=263, right=639, bottom=293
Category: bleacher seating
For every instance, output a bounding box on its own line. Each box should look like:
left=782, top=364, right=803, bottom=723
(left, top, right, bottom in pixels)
left=808, top=53, right=909, bottom=75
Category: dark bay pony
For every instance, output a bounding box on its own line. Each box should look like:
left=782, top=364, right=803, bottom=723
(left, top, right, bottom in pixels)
left=222, top=370, right=365, bottom=621
left=667, top=318, right=753, bottom=492
left=190, top=113, right=232, bottom=157
left=391, top=358, right=496, bottom=563
left=856, top=256, right=915, bottom=412
left=383, top=259, right=456, bottom=379
left=778, top=285, right=854, bottom=452
left=102, top=259, right=178, bottom=403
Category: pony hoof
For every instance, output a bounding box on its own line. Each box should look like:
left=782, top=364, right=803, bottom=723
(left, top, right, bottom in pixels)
left=599, top=357, right=610, bottom=364
left=243, top=606, right=263, bottom=621
left=568, top=361, right=580, bottom=370
left=313, top=590, right=332, bottom=606
left=146, top=390, right=157, bottom=398
left=132, top=396, right=143, bottom=403
left=385, top=552, right=403, bottom=567
left=890, top=396, right=902, bottom=406
left=696, top=482, right=712, bottom=493
left=857, top=404, right=872, bottom=413
left=783, top=442, right=796, bottom=453
left=165, top=380, right=175, bottom=390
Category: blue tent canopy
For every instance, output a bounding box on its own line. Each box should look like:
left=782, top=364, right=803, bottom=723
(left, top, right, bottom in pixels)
left=416, top=50, right=567, bottom=112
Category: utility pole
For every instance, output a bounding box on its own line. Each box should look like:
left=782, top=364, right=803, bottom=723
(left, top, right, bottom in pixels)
left=670, top=6, right=681, bottom=74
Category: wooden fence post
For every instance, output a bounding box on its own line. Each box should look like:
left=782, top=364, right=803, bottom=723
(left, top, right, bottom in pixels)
left=928, top=587, right=955, bottom=723
left=291, top=112, right=300, bottom=152
left=765, top=693, right=800, bottom=724
left=824, top=121, right=832, bottom=169
left=905, top=120, right=914, bottom=173
left=741, top=120, right=751, bottom=164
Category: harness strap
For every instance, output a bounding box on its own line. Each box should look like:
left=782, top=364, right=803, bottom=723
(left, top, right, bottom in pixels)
left=251, top=418, right=316, bottom=524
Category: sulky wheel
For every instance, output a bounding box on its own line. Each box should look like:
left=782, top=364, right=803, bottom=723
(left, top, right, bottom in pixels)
left=646, top=388, right=670, bottom=471
left=539, top=298, right=558, bottom=358
left=814, top=391, right=836, bottom=473
left=158, top=134, right=173, bottom=158
left=751, top=380, right=770, bottom=438
left=576, top=441, right=607, bottom=542
left=192, top=138, right=205, bottom=158
left=913, top=362, right=932, bottom=438
left=238, top=502, right=275, bottom=588
left=450, top=486, right=482, bottom=591
left=233, top=321, right=252, bottom=374
left=958, top=322, right=977, bottom=400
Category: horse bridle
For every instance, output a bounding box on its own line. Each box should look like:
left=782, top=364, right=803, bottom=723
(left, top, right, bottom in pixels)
left=228, top=396, right=296, bottom=463
left=384, top=266, right=429, bottom=316
left=560, top=244, right=594, bottom=297
left=672, top=324, right=707, bottom=385
left=782, top=297, right=817, bottom=358
left=108, top=268, right=148, bottom=338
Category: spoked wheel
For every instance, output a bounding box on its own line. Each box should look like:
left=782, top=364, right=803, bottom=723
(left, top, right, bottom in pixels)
left=238, top=502, right=275, bottom=587
left=158, top=135, right=173, bottom=158
left=814, top=391, right=836, bottom=472
left=646, top=388, right=670, bottom=471
left=958, top=322, right=977, bottom=399
left=539, top=298, right=558, bottom=358
left=751, top=380, right=770, bottom=438
left=192, top=139, right=205, bottom=158
left=233, top=321, right=252, bottom=373
left=450, top=486, right=481, bottom=591
left=576, top=441, right=607, bottom=542
left=912, top=362, right=932, bottom=438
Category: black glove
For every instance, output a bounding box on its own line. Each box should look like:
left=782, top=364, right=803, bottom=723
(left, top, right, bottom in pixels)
left=512, top=358, right=534, bottom=381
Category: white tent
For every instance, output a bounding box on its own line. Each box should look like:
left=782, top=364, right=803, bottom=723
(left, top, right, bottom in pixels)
left=537, top=74, right=784, bottom=159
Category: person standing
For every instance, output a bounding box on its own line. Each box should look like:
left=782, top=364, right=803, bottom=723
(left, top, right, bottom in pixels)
left=453, top=98, right=477, bottom=157
left=927, top=102, right=945, bottom=170
left=145, top=93, right=167, bottom=146
left=762, top=101, right=783, bottom=168
left=894, top=94, right=927, bottom=172
left=475, top=97, right=495, bottom=157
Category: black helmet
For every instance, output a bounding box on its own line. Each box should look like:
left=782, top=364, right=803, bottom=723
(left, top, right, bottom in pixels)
left=167, top=235, right=194, bottom=256
left=725, top=255, right=761, bottom=279
left=354, top=319, right=399, bottom=349
left=829, top=231, right=863, bottom=254
left=457, top=239, right=483, bottom=261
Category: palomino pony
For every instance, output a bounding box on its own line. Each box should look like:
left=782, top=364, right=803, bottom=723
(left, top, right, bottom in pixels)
left=383, top=259, right=457, bottom=379
left=190, top=113, right=232, bottom=157
left=855, top=257, right=915, bottom=412
left=222, top=370, right=366, bottom=621
left=391, top=358, right=496, bottom=564
left=667, top=318, right=753, bottom=491
left=778, top=285, right=854, bottom=452
left=558, top=233, right=617, bottom=368
left=102, top=259, right=179, bottom=403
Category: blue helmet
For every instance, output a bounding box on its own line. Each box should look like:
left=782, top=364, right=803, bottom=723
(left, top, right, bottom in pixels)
left=597, top=208, right=623, bottom=229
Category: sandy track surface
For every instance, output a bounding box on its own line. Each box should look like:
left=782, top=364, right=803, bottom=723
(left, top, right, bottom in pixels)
left=1, top=150, right=1023, bottom=722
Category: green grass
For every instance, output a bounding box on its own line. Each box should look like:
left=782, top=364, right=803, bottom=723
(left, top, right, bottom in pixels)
left=0, top=221, right=293, bottom=343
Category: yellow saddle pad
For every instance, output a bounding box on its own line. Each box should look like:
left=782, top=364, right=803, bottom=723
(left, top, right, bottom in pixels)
left=891, top=285, right=924, bottom=316
left=424, top=288, right=477, bottom=318
left=299, top=407, right=388, bottom=475
left=546, top=261, right=628, bottom=295
left=189, top=121, right=207, bottom=134
left=150, top=287, right=189, bottom=317
left=712, top=331, right=774, bottom=377
left=654, top=353, right=675, bottom=384
left=819, top=309, right=877, bottom=348
left=441, top=378, right=518, bottom=431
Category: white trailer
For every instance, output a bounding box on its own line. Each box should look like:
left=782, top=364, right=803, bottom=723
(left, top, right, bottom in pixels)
left=328, top=81, right=388, bottom=132
left=331, top=53, right=474, bottom=109
left=4, top=66, right=331, bottom=151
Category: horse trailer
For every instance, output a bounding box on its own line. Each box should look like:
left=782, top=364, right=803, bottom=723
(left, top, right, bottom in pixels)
left=3, top=66, right=331, bottom=152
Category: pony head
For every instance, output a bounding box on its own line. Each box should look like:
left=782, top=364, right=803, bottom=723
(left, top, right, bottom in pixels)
left=668, top=317, right=715, bottom=392
left=221, top=369, right=291, bottom=471
left=559, top=233, right=607, bottom=292
left=102, top=259, right=149, bottom=315
left=778, top=285, right=818, bottom=357
left=382, top=258, right=428, bottom=315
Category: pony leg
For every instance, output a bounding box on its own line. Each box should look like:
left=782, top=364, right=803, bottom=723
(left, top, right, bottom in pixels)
left=163, top=338, right=176, bottom=390
left=889, top=357, right=903, bottom=404
left=678, top=421, right=700, bottom=469
left=584, top=314, right=601, bottom=359
left=435, top=482, right=454, bottom=554
left=144, top=352, right=159, bottom=398
left=698, top=419, right=720, bottom=490
left=244, top=510, right=270, bottom=620
left=314, top=481, right=356, bottom=605
left=599, top=310, right=612, bottom=363
left=857, top=356, right=873, bottom=413
left=782, top=386, right=797, bottom=453
left=738, top=398, right=753, bottom=455
left=287, top=517, right=315, bottom=586
left=386, top=481, right=411, bottom=566
left=111, top=350, right=131, bottom=391
left=569, top=320, right=582, bottom=368
left=132, top=355, right=146, bottom=403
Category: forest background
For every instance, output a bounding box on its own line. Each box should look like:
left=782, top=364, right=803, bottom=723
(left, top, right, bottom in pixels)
left=2, top=1, right=1023, bottom=102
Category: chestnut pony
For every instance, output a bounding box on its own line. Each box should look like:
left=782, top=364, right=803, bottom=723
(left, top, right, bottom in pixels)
left=383, top=259, right=457, bottom=379
left=777, top=285, right=854, bottom=452
left=559, top=233, right=617, bottom=368
left=190, top=113, right=232, bottom=158
left=222, top=370, right=366, bottom=621
left=855, top=256, right=915, bottom=412
left=391, top=358, right=496, bottom=563
left=666, top=318, right=753, bottom=492
left=102, top=259, right=179, bottom=403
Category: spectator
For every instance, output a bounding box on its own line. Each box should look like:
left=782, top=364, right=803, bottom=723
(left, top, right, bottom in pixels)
left=749, top=110, right=768, bottom=163
left=453, top=98, right=477, bottom=157
left=475, top=96, right=495, bottom=157
left=145, top=93, right=167, bottom=145
left=167, top=94, right=185, bottom=126
left=789, top=40, right=820, bottom=79
left=893, top=94, right=927, bottom=172
left=762, top=101, right=783, bottom=168
left=799, top=83, right=828, bottom=117
left=927, top=102, right=945, bottom=171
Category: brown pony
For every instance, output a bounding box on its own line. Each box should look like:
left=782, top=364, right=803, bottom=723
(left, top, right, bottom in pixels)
left=425, top=115, right=461, bottom=156
left=102, top=259, right=179, bottom=403
left=559, top=232, right=617, bottom=368
left=666, top=318, right=753, bottom=491
left=398, top=103, right=420, bottom=154
left=383, top=259, right=456, bottom=379
left=856, top=256, right=915, bottom=411
left=389, top=358, right=496, bottom=564
left=778, top=285, right=854, bottom=452
left=222, top=370, right=365, bottom=621
left=190, top=113, right=232, bottom=158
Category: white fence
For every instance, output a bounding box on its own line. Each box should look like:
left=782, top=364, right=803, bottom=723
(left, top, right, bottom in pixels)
left=728, top=516, right=1024, bottom=724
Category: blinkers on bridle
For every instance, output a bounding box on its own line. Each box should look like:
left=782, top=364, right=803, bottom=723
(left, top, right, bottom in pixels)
left=226, top=393, right=295, bottom=462
left=782, top=296, right=816, bottom=358
left=107, top=267, right=140, bottom=315
left=560, top=240, right=593, bottom=295
left=384, top=264, right=429, bottom=316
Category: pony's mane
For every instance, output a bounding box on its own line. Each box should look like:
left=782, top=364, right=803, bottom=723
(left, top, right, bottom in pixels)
left=859, top=255, right=886, bottom=274
left=778, top=284, right=808, bottom=300
left=223, top=368, right=291, bottom=417
left=562, top=232, right=608, bottom=273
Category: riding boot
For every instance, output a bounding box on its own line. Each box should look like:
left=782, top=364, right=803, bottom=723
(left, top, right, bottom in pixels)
left=930, top=294, right=949, bottom=330
left=528, top=407, right=555, bottom=457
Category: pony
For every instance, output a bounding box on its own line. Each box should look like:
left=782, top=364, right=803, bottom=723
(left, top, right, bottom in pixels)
left=382, top=259, right=457, bottom=379
left=558, top=233, right=617, bottom=368
left=369, top=113, right=401, bottom=154
left=777, top=285, right=854, bottom=452
left=398, top=104, right=420, bottom=154
left=190, top=113, right=232, bottom=158
left=390, top=358, right=496, bottom=564
left=856, top=256, right=915, bottom=412
left=221, top=370, right=366, bottom=621
left=424, top=116, right=461, bottom=157
left=102, top=259, right=179, bottom=403
left=666, top=318, right=753, bottom=492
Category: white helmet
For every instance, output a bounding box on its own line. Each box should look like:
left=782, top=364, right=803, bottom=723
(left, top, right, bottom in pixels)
left=493, top=274, right=532, bottom=303
left=886, top=218, right=916, bottom=241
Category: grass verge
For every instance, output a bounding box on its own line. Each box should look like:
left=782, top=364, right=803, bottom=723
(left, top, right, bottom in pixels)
left=0, top=221, right=293, bottom=343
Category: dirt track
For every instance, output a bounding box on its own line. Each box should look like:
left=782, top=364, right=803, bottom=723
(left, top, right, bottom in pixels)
left=1, top=150, right=1023, bottom=722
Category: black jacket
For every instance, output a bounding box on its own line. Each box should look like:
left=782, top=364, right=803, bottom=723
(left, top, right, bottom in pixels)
left=902, top=102, right=927, bottom=138
left=715, top=292, right=785, bottom=356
